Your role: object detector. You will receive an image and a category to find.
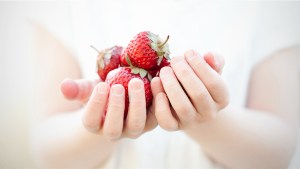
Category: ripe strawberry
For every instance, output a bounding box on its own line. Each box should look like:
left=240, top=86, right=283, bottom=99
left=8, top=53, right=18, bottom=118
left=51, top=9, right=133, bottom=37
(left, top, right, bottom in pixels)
left=121, top=31, right=170, bottom=70
left=148, top=57, right=170, bottom=77
left=92, top=45, right=123, bottom=81
left=105, top=67, right=153, bottom=118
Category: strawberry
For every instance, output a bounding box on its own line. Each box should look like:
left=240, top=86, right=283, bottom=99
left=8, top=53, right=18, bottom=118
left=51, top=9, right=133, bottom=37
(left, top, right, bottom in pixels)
left=120, top=50, right=129, bottom=67
left=148, top=57, right=170, bottom=77
left=92, top=45, right=123, bottom=81
left=105, top=67, right=153, bottom=118
left=121, top=31, right=170, bottom=70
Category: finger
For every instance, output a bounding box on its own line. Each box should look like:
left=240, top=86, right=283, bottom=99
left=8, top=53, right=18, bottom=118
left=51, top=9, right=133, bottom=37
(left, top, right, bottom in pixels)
left=103, top=84, right=125, bottom=140
left=185, top=50, right=229, bottom=107
left=170, top=57, right=216, bottom=120
left=159, top=66, right=197, bottom=125
left=203, top=52, right=225, bottom=74
left=142, top=77, right=164, bottom=132
left=82, top=82, right=109, bottom=133
left=144, top=105, right=158, bottom=132
left=151, top=77, right=165, bottom=95
left=124, top=78, right=147, bottom=138
left=60, top=78, right=100, bottom=103
left=151, top=77, right=178, bottom=131
left=60, top=78, right=79, bottom=99
left=155, top=92, right=179, bottom=131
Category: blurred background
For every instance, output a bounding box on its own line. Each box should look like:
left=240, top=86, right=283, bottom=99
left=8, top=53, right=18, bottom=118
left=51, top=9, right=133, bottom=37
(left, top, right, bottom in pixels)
left=0, top=1, right=299, bottom=169
left=0, top=2, right=35, bottom=168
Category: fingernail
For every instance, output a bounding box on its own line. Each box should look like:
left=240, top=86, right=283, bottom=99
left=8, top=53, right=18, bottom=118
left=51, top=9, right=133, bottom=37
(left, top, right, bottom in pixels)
left=111, top=85, right=124, bottom=96
left=130, top=78, right=143, bottom=91
left=60, top=78, right=79, bottom=99
left=160, top=67, right=171, bottom=78
left=185, top=50, right=196, bottom=61
left=213, top=52, right=225, bottom=70
left=217, top=53, right=225, bottom=68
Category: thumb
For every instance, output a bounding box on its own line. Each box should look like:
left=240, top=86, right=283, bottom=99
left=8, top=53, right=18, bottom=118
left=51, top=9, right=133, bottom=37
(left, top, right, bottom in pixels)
left=203, top=52, right=225, bottom=74
left=60, top=78, right=100, bottom=103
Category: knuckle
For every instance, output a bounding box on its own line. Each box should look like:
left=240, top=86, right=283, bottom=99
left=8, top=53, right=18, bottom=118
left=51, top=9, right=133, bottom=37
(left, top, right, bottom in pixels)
left=127, top=133, right=141, bottom=139
left=203, top=112, right=216, bottom=122
left=108, top=102, right=124, bottom=112
left=82, top=115, right=99, bottom=132
left=164, top=80, right=178, bottom=91
left=206, top=78, right=221, bottom=92
left=193, top=90, right=209, bottom=101
left=103, top=128, right=121, bottom=140
left=129, top=97, right=145, bottom=106
left=213, top=81, right=229, bottom=108
left=220, top=95, right=229, bottom=108
left=128, top=119, right=145, bottom=133
left=197, top=109, right=216, bottom=123
left=90, top=96, right=104, bottom=104
left=220, top=88, right=230, bottom=108
left=176, top=105, right=190, bottom=115
left=176, top=67, right=190, bottom=78
left=155, top=109, right=178, bottom=131
left=126, top=129, right=142, bottom=139
left=193, top=59, right=204, bottom=71
left=159, top=120, right=178, bottom=131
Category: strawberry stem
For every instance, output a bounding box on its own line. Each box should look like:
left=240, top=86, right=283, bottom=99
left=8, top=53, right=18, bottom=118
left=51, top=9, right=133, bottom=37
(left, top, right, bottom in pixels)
left=90, top=45, right=100, bottom=53
left=158, top=35, right=169, bottom=48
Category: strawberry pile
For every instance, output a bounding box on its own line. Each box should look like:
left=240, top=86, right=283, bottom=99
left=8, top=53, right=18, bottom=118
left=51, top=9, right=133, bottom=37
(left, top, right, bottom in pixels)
left=94, top=31, right=170, bottom=117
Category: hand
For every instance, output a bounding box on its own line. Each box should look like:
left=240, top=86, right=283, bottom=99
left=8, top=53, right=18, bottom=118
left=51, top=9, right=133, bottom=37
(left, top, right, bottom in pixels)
left=151, top=50, right=229, bottom=130
left=60, top=78, right=157, bottom=140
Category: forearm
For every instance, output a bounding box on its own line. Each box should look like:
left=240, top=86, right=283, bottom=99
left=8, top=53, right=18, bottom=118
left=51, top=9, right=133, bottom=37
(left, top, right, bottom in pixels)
left=185, top=106, right=298, bottom=169
left=31, top=110, right=115, bottom=169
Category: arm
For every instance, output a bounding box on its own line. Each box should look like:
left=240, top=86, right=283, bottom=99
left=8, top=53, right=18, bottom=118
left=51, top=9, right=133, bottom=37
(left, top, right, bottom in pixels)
left=190, top=47, right=300, bottom=169
left=153, top=48, right=299, bottom=169
left=30, top=23, right=115, bottom=169
left=31, top=23, right=158, bottom=168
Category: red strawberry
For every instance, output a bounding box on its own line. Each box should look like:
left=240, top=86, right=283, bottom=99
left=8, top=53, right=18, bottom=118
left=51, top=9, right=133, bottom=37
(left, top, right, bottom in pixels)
left=92, top=45, right=123, bottom=81
left=148, top=57, right=170, bottom=77
left=121, top=31, right=170, bottom=70
left=105, top=67, right=152, bottom=118
left=120, top=50, right=129, bottom=67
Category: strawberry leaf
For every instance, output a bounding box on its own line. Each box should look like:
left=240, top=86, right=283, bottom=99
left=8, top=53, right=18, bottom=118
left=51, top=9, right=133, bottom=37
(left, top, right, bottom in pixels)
left=132, top=67, right=139, bottom=74
left=150, top=43, right=159, bottom=52
left=157, top=55, right=164, bottom=66
left=148, top=32, right=159, bottom=43
left=99, top=59, right=105, bottom=69
left=104, top=52, right=112, bottom=60
left=139, top=68, right=148, bottom=78
left=164, top=51, right=171, bottom=60
left=147, top=73, right=153, bottom=81
left=125, top=54, right=133, bottom=67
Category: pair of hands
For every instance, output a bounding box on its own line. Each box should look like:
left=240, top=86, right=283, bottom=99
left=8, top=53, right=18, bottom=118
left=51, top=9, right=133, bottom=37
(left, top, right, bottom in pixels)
left=61, top=50, right=229, bottom=140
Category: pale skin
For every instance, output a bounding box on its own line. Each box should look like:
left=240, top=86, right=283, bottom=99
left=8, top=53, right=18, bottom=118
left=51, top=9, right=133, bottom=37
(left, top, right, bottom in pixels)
left=31, top=24, right=299, bottom=169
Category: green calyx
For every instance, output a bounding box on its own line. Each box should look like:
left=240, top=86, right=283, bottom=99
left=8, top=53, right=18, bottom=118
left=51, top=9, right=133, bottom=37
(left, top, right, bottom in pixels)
left=92, top=45, right=114, bottom=69
left=148, top=32, right=171, bottom=66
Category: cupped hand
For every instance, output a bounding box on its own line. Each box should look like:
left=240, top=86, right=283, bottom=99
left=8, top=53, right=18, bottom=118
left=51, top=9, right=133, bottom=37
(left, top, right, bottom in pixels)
left=60, top=78, right=157, bottom=140
left=152, top=50, right=229, bottom=131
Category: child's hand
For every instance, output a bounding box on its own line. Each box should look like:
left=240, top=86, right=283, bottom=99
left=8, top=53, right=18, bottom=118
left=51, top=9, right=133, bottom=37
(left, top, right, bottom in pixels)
left=151, top=50, right=229, bottom=130
left=60, top=78, right=157, bottom=140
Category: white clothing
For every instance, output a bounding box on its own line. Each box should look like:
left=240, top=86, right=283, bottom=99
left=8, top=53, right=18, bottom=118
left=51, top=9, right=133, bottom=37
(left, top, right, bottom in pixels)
left=27, top=1, right=300, bottom=169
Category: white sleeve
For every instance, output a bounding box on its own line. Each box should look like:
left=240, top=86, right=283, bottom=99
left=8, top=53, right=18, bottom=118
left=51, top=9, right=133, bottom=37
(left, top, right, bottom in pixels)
left=251, top=2, right=300, bottom=63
